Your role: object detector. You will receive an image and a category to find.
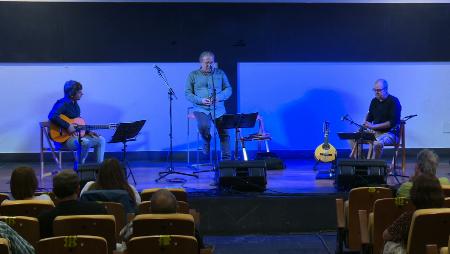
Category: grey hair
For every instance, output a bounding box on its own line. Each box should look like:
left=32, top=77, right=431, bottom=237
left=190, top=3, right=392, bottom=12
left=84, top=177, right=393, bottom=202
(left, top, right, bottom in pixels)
left=374, top=79, right=389, bottom=90
left=199, top=51, right=215, bottom=62
left=416, top=149, right=439, bottom=175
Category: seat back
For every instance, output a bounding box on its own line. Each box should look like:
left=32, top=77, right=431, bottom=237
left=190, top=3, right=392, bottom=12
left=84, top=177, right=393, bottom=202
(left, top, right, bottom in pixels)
left=132, top=214, right=195, bottom=237
left=100, top=202, right=126, bottom=242
left=140, top=188, right=188, bottom=202
left=444, top=197, right=450, bottom=208
left=407, top=208, right=450, bottom=254
left=0, top=194, right=9, bottom=204
left=137, top=201, right=189, bottom=214
left=0, top=200, right=54, bottom=217
left=80, top=189, right=136, bottom=214
left=371, top=197, right=415, bottom=254
left=347, top=187, right=393, bottom=250
left=127, top=235, right=198, bottom=254
left=0, top=216, right=40, bottom=248
left=0, top=238, right=10, bottom=254
left=442, top=186, right=450, bottom=198
left=53, top=215, right=115, bottom=254
left=37, top=235, right=108, bottom=254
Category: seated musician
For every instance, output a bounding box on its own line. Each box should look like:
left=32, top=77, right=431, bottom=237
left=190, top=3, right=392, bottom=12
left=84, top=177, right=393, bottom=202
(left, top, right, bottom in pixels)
left=350, top=79, right=401, bottom=159
left=48, top=80, right=105, bottom=164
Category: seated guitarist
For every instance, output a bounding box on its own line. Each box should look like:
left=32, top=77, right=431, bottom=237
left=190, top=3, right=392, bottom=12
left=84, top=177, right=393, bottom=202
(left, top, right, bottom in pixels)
left=350, top=79, right=402, bottom=159
left=48, top=80, right=105, bottom=164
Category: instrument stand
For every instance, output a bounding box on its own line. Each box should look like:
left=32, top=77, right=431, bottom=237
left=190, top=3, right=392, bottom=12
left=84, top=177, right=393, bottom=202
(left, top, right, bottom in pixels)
left=314, top=160, right=337, bottom=179
left=108, top=120, right=146, bottom=185
left=154, top=67, right=197, bottom=182
left=73, top=129, right=83, bottom=172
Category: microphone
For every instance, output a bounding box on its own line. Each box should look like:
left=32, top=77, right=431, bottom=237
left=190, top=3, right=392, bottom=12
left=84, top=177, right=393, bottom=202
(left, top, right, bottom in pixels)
left=153, top=64, right=162, bottom=72
left=341, top=114, right=349, bottom=121
left=209, top=63, right=214, bottom=73
left=404, top=114, right=417, bottom=119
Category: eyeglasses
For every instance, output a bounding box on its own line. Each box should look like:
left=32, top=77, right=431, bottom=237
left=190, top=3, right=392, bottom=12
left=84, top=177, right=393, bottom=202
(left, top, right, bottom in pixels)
left=372, top=88, right=385, bottom=92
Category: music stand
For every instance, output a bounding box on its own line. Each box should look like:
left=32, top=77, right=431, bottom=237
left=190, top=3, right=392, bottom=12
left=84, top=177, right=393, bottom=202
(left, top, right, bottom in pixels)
left=222, top=113, right=259, bottom=160
left=108, top=120, right=146, bottom=185
left=338, top=131, right=376, bottom=159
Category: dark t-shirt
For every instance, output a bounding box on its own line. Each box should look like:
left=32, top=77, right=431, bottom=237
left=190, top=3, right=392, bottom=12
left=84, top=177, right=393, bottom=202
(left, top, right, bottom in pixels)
left=38, top=199, right=107, bottom=238
left=366, top=94, right=401, bottom=133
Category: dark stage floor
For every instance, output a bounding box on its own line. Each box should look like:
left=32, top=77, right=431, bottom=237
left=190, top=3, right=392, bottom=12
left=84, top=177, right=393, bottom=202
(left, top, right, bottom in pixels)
left=1, top=157, right=449, bottom=194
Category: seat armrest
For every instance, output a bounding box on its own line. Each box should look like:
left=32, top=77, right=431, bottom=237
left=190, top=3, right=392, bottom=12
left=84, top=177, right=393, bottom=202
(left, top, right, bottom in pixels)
left=358, top=209, right=371, bottom=254
left=336, top=199, right=345, bottom=228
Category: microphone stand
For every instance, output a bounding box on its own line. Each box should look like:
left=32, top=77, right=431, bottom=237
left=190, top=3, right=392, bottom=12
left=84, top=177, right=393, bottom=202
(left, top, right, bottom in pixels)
left=154, top=66, right=198, bottom=182
left=194, top=66, right=219, bottom=176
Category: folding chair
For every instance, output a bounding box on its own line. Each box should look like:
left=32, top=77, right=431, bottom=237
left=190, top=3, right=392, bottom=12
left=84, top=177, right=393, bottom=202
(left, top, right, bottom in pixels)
left=127, top=235, right=198, bottom=254
left=37, top=235, right=107, bottom=254
left=0, top=200, right=54, bottom=217
left=132, top=213, right=195, bottom=237
left=39, top=121, right=75, bottom=180
left=53, top=215, right=115, bottom=254
left=406, top=208, right=450, bottom=254
left=335, top=187, right=393, bottom=253
left=0, top=216, right=40, bottom=248
left=140, top=188, right=188, bottom=203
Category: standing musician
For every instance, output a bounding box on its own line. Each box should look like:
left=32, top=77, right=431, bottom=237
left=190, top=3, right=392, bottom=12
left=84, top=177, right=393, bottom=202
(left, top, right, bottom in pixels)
left=48, top=80, right=105, bottom=164
left=185, top=51, right=232, bottom=160
left=350, top=79, right=402, bottom=159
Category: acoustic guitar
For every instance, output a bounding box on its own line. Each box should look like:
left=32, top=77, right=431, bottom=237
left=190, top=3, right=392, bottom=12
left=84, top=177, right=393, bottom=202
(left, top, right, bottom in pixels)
left=314, top=121, right=337, bottom=163
left=50, top=114, right=117, bottom=143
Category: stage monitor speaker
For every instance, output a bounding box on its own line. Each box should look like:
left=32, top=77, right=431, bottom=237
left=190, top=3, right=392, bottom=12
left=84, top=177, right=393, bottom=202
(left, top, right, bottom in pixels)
left=335, top=159, right=387, bottom=191
left=76, top=163, right=101, bottom=189
left=218, top=160, right=267, bottom=192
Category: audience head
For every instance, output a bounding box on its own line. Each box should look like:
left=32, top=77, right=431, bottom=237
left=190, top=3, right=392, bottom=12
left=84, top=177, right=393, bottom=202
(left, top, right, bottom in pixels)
left=150, top=189, right=177, bottom=214
left=10, top=166, right=38, bottom=200
left=95, top=157, right=136, bottom=203
left=53, top=170, right=80, bottom=199
left=96, top=158, right=127, bottom=188
left=410, top=174, right=444, bottom=209
left=415, top=149, right=439, bottom=176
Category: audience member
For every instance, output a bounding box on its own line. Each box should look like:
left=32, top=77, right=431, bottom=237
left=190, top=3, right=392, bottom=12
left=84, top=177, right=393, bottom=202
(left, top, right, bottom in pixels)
left=397, top=149, right=449, bottom=198
left=0, top=221, right=34, bottom=254
left=80, top=157, right=141, bottom=205
left=383, top=174, right=444, bottom=254
left=8, top=166, right=51, bottom=201
left=38, top=169, right=107, bottom=238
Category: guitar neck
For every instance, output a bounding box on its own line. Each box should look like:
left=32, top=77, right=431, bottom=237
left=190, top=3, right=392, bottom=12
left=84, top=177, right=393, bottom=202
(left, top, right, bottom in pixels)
left=77, top=125, right=112, bottom=131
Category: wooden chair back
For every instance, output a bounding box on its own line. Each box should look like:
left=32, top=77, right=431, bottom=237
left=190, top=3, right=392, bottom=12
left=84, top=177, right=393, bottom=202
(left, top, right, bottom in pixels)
left=140, top=188, right=188, bottom=202
left=137, top=201, right=189, bottom=214
left=347, top=187, right=392, bottom=250
left=101, top=202, right=126, bottom=242
left=0, top=200, right=54, bottom=217
left=132, top=213, right=195, bottom=237
left=371, top=197, right=414, bottom=254
left=0, top=216, right=40, bottom=248
left=0, top=238, right=10, bottom=254
left=127, top=235, right=198, bottom=254
left=406, top=208, right=450, bottom=254
left=442, top=186, right=450, bottom=198
left=0, top=194, right=9, bottom=204
left=53, top=215, right=115, bottom=254
left=37, top=235, right=108, bottom=254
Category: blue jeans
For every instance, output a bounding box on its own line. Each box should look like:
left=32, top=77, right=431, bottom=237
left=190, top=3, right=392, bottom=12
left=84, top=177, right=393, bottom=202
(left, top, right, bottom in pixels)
left=193, top=111, right=231, bottom=160
left=62, top=135, right=106, bottom=164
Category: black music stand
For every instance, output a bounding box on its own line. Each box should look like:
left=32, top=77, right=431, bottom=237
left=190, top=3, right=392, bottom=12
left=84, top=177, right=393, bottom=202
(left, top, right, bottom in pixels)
left=338, top=131, right=376, bottom=159
left=222, top=113, right=259, bottom=160
left=108, top=120, right=146, bottom=185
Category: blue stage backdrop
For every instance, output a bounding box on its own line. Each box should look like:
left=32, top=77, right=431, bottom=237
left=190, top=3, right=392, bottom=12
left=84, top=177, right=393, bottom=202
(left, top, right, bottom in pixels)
left=0, top=62, right=449, bottom=153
